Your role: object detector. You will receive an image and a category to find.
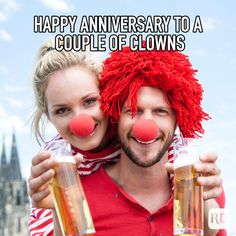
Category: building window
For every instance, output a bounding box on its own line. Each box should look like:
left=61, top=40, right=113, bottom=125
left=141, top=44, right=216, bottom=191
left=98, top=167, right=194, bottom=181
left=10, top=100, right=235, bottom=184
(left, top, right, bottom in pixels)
left=16, top=190, right=21, bottom=205
left=17, top=217, right=21, bottom=232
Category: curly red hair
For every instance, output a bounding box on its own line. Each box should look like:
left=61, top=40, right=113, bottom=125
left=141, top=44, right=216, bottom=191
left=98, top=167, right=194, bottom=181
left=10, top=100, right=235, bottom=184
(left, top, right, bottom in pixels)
left=100, top=46, right=210, bottom=138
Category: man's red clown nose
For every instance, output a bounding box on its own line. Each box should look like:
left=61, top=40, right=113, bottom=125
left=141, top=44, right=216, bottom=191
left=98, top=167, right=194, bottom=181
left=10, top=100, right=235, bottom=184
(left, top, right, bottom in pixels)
left=69, top=114, right=95, bottom=137
left=131, top=119, right=159, bottom=142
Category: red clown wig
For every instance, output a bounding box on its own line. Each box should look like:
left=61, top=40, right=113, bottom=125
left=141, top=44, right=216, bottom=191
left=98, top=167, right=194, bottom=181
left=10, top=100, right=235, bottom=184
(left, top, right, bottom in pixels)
left=100, top=46, right=210, bottom=138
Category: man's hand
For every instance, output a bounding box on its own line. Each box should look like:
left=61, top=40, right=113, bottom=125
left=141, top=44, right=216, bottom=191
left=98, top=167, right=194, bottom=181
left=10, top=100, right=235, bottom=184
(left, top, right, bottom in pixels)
left=194, top=152, right=223, bottom=200
left=165, top=152, right=223, bottom=200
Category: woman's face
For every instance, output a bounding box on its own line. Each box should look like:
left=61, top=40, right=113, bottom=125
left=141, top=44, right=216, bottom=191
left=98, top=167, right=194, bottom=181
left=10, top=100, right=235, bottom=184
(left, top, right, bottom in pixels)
left=45, top=65, right=108, bottom=151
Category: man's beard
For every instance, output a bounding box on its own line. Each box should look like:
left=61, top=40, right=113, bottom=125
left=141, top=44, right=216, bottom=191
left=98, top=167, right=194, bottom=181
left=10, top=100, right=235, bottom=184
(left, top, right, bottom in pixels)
left=118, top=130, right=174, bottom=168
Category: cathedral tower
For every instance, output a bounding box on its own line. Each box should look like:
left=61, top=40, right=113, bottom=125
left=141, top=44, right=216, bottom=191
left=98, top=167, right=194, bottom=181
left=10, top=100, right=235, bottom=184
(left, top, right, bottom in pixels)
left=0, top=130, right=29, bottom=236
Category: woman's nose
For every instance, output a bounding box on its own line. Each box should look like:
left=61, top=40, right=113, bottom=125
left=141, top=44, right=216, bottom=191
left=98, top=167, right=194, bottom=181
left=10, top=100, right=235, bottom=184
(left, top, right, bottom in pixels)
left=69, top=114, right=95, bottom=137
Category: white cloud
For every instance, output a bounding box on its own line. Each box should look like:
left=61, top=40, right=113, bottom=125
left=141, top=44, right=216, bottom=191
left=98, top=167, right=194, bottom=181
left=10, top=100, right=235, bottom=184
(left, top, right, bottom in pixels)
left=0, top=104, right=27, bottom=134
left=4, top=97, right=23, bottom=108
left=0, top=65, right=9, bottom=75
left=0, top=104, right=7, bottom=118
left=231, top=55, right=236, bottom=66
left=0, top=11, right=6, bottom=21
left=0, top=0, right=20, bottom=22
left=3, top=84, right=26, bottom=93
left=202, top=17, right=220, bottom=32
left=191, top=48, right=207, bottom=56
left=2, top=115, right=27, bottom=133
left=39, top=0, right=73, bottom=12
left=0, top=29, right=13, bottom=41
left=209, top=119, right=236, bottom=130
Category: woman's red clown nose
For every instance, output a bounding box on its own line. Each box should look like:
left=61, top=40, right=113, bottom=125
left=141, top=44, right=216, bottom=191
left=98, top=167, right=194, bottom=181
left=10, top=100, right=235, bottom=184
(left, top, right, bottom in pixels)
left=131, top=119, right=159, bottom=142
left=69, top=114, right=95, bottom=137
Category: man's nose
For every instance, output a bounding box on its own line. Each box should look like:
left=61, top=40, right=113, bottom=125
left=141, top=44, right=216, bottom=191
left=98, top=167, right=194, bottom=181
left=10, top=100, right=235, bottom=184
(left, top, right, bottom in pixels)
left=132, top=118, right=159, bottom=142
left=140, top=110, right=153, bottom=120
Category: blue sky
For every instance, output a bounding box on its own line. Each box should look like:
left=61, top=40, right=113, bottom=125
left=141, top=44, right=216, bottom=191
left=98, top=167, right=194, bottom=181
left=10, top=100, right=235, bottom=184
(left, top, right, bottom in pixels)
left=0, top=0, right=235, bottom=234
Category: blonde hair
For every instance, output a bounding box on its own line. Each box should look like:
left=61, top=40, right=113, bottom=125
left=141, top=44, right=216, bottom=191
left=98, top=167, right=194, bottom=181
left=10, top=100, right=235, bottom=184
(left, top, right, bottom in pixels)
left=32, top=39, right=102, bottom=144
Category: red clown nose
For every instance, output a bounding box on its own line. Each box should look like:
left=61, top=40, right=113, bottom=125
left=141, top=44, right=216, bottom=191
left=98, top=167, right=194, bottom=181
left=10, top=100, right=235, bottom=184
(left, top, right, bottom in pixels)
left=69, top=114, right=95, bottom=137
left=131, top=119, right=159, bottom=142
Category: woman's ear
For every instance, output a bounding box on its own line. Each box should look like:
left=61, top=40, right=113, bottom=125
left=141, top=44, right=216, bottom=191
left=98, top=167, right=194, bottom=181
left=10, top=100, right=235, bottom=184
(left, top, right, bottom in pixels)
left=46, top=112, right=51, bottom=121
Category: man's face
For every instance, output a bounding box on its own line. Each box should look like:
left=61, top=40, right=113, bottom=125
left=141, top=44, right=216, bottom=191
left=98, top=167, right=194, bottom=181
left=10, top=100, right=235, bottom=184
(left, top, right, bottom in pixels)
left=117, top=86, right=176, bottom=168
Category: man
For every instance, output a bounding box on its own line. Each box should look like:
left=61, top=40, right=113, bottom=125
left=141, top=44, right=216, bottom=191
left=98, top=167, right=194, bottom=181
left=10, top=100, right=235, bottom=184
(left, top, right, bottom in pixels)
left=81, top=46, right=225, bottom=235
left=29, top=46, right=225, bottom=236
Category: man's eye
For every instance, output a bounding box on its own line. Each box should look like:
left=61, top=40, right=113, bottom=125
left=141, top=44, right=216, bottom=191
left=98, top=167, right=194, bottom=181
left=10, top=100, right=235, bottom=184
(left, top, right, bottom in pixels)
left=55, top=108, right=69, bottom=115
left=154, top=108, right=168, bottom=115
left=124, top=109, right=131, bottom=114
left=84, top=97, right=98, bottom=105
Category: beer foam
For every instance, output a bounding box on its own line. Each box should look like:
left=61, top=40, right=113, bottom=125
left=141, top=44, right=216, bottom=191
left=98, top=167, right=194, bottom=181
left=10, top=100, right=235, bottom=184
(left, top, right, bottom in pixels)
left=174, top=153, right=198, bottom=169
left=53, top=155, right=76, bottom=164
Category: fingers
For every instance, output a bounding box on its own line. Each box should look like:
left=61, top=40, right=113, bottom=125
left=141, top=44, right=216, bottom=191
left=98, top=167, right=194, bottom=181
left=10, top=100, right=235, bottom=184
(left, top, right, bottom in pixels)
left=31, top=184, right=51, bottom=204
left=194, top=162, right=221, bottom=176
left=193, top=152, right=223, bottom=201
left=194, top=152, right=219, bottom=178
left=31, top=151, right=51, bottom=165
left=30, top=181, right=55, bottom=209
left=74, top=153, right=83, bottom=166
left=28, top=151, right=58, bottom=209
left=198, top=152, right=218, bottom=163
left=197, top=175, right=223, bottom=187
left=197, top=172, right=223, bottom=200
left=203, top=187, right=223, bottom=200
left=30, top=155, right=56, bottom=179
left=28, top=169, right=55, bottom=196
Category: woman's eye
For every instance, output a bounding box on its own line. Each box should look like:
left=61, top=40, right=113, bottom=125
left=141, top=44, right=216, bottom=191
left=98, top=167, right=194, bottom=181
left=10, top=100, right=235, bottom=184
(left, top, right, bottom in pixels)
left=55, top=108, right=69, bottom=115
left=84, top=97, right=98, bottom=106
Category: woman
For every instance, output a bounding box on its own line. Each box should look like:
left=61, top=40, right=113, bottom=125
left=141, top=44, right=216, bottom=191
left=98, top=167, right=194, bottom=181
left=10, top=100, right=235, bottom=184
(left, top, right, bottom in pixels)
left=28, top=39, right=120, bottom=236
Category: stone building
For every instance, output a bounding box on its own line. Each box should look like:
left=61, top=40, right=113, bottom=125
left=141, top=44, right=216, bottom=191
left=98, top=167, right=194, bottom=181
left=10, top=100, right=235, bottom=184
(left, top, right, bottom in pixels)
left=0, top=131, right=29, bottom=236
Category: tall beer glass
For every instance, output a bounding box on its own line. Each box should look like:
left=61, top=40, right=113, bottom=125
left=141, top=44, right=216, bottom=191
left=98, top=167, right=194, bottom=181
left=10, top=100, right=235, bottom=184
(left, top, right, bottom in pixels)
left=49, top=139, right=95, bottom=236
left=173, top=138, right=203, bottom=236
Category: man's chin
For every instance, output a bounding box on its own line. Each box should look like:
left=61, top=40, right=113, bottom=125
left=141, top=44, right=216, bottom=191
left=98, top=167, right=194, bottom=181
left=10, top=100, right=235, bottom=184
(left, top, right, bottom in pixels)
left=132, top=159, right=162, bottom=168
left=119, top=132, right=174, bottom=167
left=125, top=150, right=165, bottom=167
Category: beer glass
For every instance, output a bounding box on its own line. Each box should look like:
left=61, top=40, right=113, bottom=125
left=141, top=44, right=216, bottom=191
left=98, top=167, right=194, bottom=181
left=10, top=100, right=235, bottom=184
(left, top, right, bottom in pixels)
left=49, top=139, right=95, bottom=236
left=173, top=138, right=203, bottom=236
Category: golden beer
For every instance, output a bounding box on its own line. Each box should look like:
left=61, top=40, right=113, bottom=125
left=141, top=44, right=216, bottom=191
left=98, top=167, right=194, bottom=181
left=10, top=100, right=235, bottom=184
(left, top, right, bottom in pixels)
left=174, top=163, right=203, bottom=236
left=51, top=156, right=95, bottom=236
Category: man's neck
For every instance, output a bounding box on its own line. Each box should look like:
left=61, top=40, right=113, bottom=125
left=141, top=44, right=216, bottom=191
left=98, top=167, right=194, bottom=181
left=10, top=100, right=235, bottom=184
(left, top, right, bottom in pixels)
left=105, top=151, right=171, bottom=213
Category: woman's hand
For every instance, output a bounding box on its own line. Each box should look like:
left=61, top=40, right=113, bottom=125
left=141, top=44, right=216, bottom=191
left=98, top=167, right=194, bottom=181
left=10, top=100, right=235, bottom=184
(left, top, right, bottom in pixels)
left=28, top=151, right=83, bottom=209
left=28, top=151, right=56, bottom=209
